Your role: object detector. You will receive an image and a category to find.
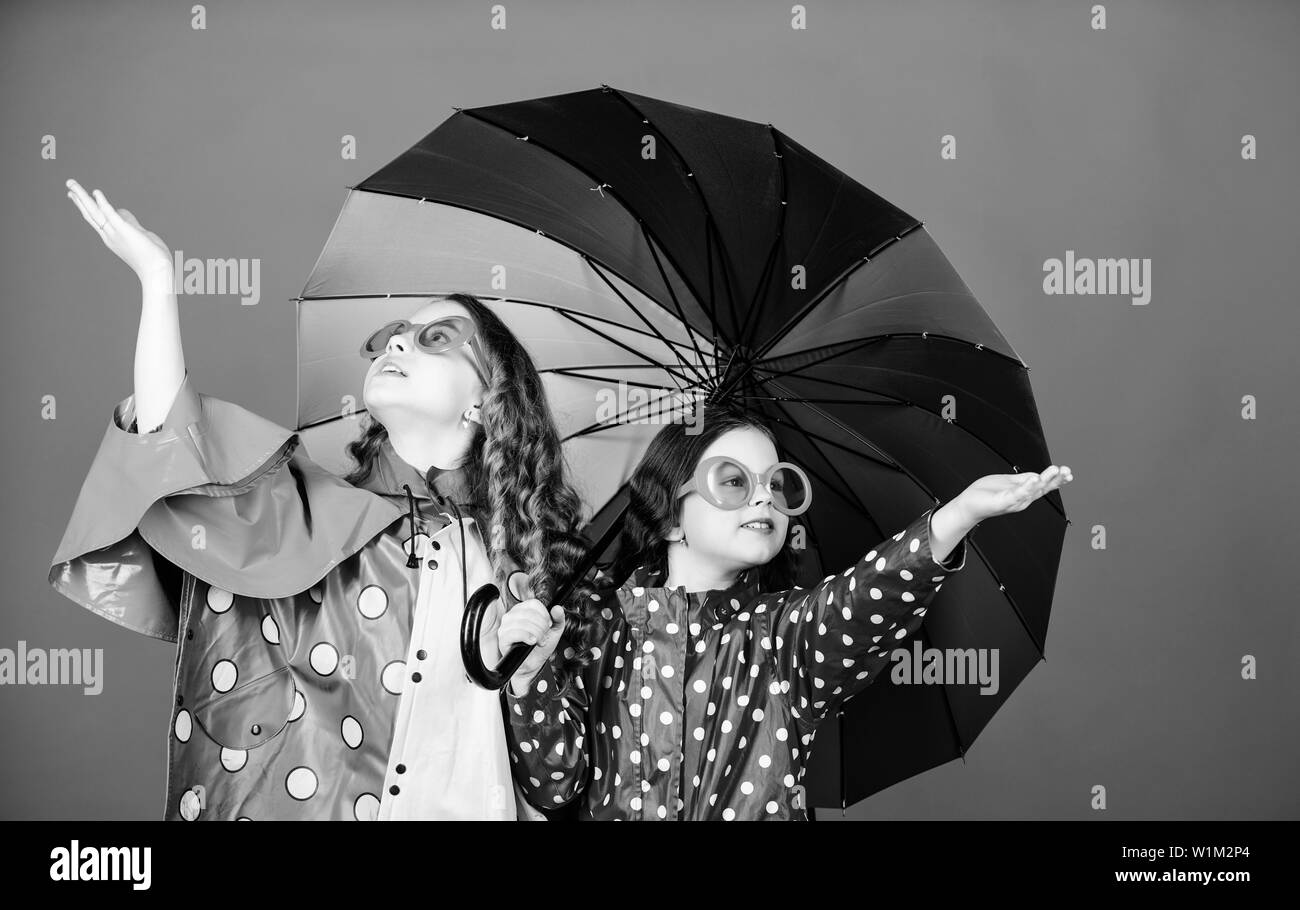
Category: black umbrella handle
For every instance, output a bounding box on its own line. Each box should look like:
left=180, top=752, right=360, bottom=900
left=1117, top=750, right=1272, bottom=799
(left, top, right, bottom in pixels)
left=461, top=579, right=532, bottom=690
left=459, top=501, right=630, bottom=691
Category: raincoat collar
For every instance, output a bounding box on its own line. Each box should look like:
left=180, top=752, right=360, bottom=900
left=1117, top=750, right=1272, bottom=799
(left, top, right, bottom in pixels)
left=625, top=559, right=764, bottom=622
left=359, top=436, right=478, bottom=509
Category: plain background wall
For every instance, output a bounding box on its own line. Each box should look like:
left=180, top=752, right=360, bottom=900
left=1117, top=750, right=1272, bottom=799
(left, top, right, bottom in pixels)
left=2, top=0, right=1297, bottom=819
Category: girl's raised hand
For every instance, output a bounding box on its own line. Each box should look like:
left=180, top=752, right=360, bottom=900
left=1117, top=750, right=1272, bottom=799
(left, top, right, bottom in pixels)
left=957, top=464, right=1074, bottom=526
left=65, top=179, right=173, bottom=285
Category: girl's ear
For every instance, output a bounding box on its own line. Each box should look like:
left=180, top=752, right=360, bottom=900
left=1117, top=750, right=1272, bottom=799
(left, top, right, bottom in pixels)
left=463, top=404, right=483, bottom=424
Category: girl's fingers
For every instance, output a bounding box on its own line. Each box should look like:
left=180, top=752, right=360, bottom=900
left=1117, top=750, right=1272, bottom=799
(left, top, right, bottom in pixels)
left=92, top=189, right=125, bottom=229
left=66, top=178, right=97, bottom=212
left=501, top=612, right=550, bottom=645
left=67, top=192, right=109, bottom=244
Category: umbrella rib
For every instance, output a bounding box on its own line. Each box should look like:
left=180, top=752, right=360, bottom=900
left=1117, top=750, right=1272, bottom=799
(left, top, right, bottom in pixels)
left=760, top=329, right=1028, bottom=374
left=495, top=294, right=715, bottom=357
left=298, top=291, right=713, bottom=359
left=452, top=107, right=718, bottom=349
left=762, top=381, right=903, bottom=471
left=636, top=224, right=715, bottom=384
left=543, top=368, right=684, bottom=392
left=579, top=253, right=711, bottom=387
left=604, top=87, right=743, bottom=350
left=561, top=378, right=713, bottom=442
left=550, top=310, right=699, bottom=391
left=538, top=363, right=693, bottom=373
left=755, top=410, right=900, bottom=473
left=760, top=401, right=888, bottom=524
left=765, top=381, right=1054, bottom=658
left=751, top=222, right=926, bottom=363
left=749, top=367, right=1067, bottom=524
left=736, top=125, right=789, bottom=352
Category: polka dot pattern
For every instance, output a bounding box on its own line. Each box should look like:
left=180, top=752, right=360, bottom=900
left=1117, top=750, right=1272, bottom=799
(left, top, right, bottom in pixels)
left=161, top=441, right=515, bottom=820
left=503, top=508, right=963, bottom=820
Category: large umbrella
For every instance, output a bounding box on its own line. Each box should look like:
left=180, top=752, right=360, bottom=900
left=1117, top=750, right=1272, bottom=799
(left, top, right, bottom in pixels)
left=291, top=85, right=1067, bottom=812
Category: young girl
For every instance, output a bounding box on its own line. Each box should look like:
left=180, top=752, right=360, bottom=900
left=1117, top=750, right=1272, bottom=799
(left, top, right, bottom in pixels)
left=498, top=406, right=1072, bottom=820
left=49, top=180, right=592, bottom=820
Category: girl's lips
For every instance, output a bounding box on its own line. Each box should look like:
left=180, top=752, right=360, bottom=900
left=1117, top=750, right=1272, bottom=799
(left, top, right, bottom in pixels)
left=740, top=519, right=774, bottom=532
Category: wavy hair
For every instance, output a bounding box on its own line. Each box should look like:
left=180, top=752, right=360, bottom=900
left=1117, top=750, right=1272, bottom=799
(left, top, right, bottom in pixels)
left=341, top=293, right=599, bottom=696
left=610, top=405, right=803, bottom=592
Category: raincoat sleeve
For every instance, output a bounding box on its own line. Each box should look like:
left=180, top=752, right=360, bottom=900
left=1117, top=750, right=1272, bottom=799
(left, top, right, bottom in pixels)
left=763, top=506, right=968, bottom=730
left=47, top=370, right=399, bottom=643
left=502, top=655, right=592, bottom=811
left=501, top=569, right=613, bottom=812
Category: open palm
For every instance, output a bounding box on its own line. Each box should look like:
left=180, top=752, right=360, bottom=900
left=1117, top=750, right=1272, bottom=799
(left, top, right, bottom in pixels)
left=65, top=178, right=172, bottom=283
left=962, top=464, right=1073, bottom=524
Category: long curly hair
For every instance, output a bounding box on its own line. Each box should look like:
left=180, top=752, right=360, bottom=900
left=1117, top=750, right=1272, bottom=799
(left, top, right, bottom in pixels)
left=610, top=405, right=803, bottom=592
left=341, top=293, right=599, bottom=696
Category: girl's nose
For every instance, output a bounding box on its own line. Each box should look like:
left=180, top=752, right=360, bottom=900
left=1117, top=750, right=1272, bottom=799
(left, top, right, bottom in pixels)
left=750, top=481, right=774, bottom=507
left=387, top=332, right=411, bottom=353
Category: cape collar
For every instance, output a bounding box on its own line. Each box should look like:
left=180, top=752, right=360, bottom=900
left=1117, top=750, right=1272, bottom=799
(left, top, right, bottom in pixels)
left=624, top=559, right=764, bottom=621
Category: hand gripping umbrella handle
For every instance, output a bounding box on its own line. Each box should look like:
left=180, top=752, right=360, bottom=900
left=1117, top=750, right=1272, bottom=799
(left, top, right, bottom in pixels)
left=459, top=502, right=629, bottom=691
left=460, top=574, right=532, bottom=691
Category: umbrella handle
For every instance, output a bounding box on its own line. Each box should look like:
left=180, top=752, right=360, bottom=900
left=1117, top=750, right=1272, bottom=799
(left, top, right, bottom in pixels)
left=460, top=578, right=533, bottom=691
left=459, top=499, right=631, bottom=691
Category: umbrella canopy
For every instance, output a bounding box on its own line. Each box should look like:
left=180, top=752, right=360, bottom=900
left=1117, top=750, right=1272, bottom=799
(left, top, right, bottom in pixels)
left=292, top=85, right=1066, bottom=810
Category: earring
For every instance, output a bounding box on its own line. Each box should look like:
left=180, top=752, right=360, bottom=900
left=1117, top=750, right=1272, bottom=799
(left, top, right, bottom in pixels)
left=461, top=405, right=480, bottom=428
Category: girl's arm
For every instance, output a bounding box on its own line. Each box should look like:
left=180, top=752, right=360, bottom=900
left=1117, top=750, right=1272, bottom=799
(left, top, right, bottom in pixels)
left=497, top=577, right=609, bottom=811
left=764, top=467, right=1072, bottom=732
left=66, top=179, right=184, bottom=431
left=132, top=273, right=185, bottom=434
left=763, top=501, right=974, bottom=731
left=503, top=652, right=593, bottom=811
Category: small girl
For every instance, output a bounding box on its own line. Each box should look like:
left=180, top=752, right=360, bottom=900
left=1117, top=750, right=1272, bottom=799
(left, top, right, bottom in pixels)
left=49, top=180, right=592, bottom=820
left=497, top=406, right=1071, bottom=820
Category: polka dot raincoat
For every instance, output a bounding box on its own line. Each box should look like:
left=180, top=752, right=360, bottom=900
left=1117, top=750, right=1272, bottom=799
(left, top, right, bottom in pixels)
left=505, top=507, right=969, bottom=820
left=48, top=370, right=528, bottom=820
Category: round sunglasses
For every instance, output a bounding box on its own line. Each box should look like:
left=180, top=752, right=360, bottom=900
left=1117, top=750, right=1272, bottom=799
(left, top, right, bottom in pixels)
left=360, top=315, right=488, bottom=385
left=676, top=454, right=813, bottom=516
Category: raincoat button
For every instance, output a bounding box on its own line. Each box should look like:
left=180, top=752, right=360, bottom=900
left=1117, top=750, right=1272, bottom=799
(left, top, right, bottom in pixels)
left=411, top=672, right=423, bottom=683
left=431, top=540, right=441, bottom=550
left=416, top=649, right=427, bottom=660
left=250, top=724, right=261, bottom=735
left=389, top=785, right=400, bottom=795
left=427, top=559, right=439, bottom=570
left=396, top=764, right=406, bottom=774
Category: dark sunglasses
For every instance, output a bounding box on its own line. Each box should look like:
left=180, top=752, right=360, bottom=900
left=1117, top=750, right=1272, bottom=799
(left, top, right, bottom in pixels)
left=360, top=315, right=489, bottom=385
